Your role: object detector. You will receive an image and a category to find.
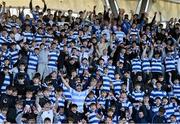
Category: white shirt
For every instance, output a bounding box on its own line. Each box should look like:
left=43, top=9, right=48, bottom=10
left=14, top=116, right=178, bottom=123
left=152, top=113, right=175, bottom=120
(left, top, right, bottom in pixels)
left=0, top=113, right=6, bottom=123
left=15, top=33, right=22, bottom=41
left=41, top=110, right=54, bottom=123
left=70, top=88, right=89, bottom=113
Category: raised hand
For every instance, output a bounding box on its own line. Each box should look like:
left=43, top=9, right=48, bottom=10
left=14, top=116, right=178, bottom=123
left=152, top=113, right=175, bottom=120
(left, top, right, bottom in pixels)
left=93, top=5, right=96, bottom=9
left=174, top=18, right=177, bottom=22
left=168, top=72, right=172, bottom=77
left=90, top=79, right=97, bottom=87
left=17, top=6, right=21, bottom=10
left=58, top=71, right=62, bottom=77
left=159, top=11, right=161, bottom=15
left=2, top=1, right=5, bottom=6
left=122, top=9, right=125, bottom=14
left=130, top=10, right=134, bottom=14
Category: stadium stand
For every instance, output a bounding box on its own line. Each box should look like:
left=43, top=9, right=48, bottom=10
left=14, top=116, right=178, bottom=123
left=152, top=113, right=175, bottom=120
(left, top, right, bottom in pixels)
left=0, top=0, right=180, bottom=123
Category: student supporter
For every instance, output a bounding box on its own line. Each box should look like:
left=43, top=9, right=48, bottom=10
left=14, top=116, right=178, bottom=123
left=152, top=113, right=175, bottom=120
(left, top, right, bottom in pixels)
left=0, top=1, right=180, bottom=123
left=37, top=43, right=49, bottom=80
left=27, top=47, right=39, bottom=80
left=0, top=66, right=13, bottom=94
left=152, top=107, right=167, bottom=123
left=60, top=73, right=97, bottom=113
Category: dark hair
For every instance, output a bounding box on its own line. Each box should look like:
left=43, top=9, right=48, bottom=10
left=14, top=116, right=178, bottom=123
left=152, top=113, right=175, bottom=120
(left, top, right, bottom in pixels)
left=16, top=100, right=23, bottom=106
left=138, top=110, right=144, bottom=113
left=19, top=62, right=26, bottom=66
left=70, top=104, right=78, bottom=108
left=35, top=5, right=40, bottom=8
left=143, top=94, right=149, bottom=98
left=44, top=117, right=51, bottom=123
left=6, top=86, right=14, bottom=91
left=55, top=87, right=63, bottom=92
left=42, top=87, right=49, bottom=92
left=3, top=66, right=9, bottom=70
left=32, top=75, right=40, bottom=80
left=170, top=114, right=176, bottom=118
left=34, top=73, right=41, bottom=78
left=1, top=107, right=8, bottom=111
left=155, top=97, right=161, bottom=100
left=159, top=107, right=165, bottom=113
left=90, top=103, right=96, bottom=107
left=17, top=74, right=25, bottom=80
left=1, top=43, right=7, bottom=46
left=107, top=108, right=114, bottom=112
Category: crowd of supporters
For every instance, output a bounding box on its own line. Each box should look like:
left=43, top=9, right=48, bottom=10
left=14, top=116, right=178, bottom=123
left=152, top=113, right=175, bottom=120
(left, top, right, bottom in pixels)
left=0, top=0, right=180, bottom=123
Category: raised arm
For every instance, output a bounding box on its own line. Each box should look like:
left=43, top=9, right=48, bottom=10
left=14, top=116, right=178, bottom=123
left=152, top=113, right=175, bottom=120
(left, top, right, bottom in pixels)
left=7, top=6, right=11, bottom=17
left=93, top=5, right=96, bottom=15
left=117, top=8, right=125, bottom=25
left=53, top=10, right=57, bottom=21
left=141, top=45, right=148, bottom=59
left=88, top=79, right=97, bottom=92
left=159, top=11, right=162, bottom=22
left=15, top=111, right=24, bottom=124
left=150, top=12, right=157, bottom=27
left=83, top=10, right=88, bottom=20
left=103, top=5, right=110, bottom=21
left=18, top=6, right=25, bottom=20
left=42, top=0, right=47, bottom=13
left=87, top=11, right=94, bottom=22
left=54, top=96, right=59, bottom=111
left=149, top=44, right=154, bottom=59
left=29, top=0, right=33, bottom=12
left=0, top=1, right=6, bottom=17
left=161, top=44, right=166, bottom=60
left=35, top=95, right=42, bottom=112
left=177, top=58, right=180, bottom=75
left=176, top=36, right=180, bottom=48
left=126, top=78, right=130, bottom=93
left=129, top=10, right=134, bottom=24
left=88, top=11, right=93, bottom=22
left=168, top=72, right=174, bottom=86
left=59, top=73, right=71, bottom=89
left=88, top=42, right=94, bottom=55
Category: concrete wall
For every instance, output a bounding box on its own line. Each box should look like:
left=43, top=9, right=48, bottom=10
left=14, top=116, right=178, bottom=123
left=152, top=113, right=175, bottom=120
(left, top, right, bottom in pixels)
left=116, top=0, right=180, bottom=21
left=2, top=0, right=104, bottom=13
left=116, top=0, right=138, bottom=15
left=148, top=0, right=180, bottom=21
left=2, top=0, right=180, bottom=20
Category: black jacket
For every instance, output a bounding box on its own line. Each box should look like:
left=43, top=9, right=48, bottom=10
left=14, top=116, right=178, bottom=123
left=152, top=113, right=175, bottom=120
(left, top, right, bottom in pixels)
left=152, top=114, right=167, bottom=123
left=67, top=110, right=83, bottom=123
left=6, top=108, right=22, bottom=123
left=0, top=93, right=16, bottom=109
left=136, top=117, right=148, bottom=123
left=65, top=61, right=80, bottom=76
left=0, top=72, right=13, bottom=87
